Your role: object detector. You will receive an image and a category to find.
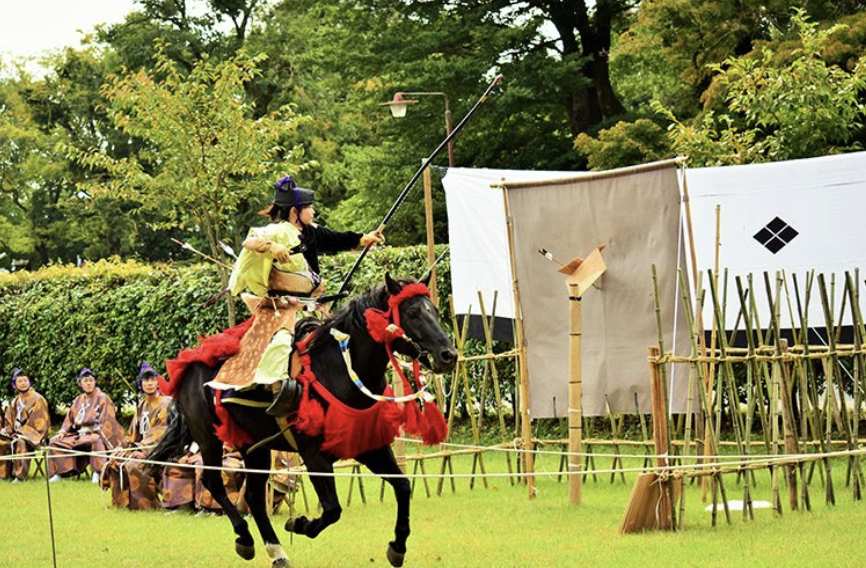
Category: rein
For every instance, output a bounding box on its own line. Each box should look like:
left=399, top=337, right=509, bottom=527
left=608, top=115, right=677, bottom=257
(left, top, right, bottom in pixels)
left=331, top=329, right=432, bottom=404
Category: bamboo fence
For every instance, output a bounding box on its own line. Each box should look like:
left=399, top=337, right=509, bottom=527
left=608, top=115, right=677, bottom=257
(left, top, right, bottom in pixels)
left=361, top=267, right=866, bottom=530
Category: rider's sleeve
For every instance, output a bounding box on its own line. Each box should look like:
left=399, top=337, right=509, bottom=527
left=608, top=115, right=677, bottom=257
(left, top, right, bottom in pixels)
left=309, top=225, right=362, bottom=254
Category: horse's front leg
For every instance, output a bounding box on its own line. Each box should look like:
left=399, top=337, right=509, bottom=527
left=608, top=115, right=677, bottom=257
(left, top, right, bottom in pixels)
left=285, top=450, right=342, bottom=539
left=354, top=447, right=411, bottom=568
left=243, top=450, right=289, bottom=568
left=199, top=439, right=255, bottom=561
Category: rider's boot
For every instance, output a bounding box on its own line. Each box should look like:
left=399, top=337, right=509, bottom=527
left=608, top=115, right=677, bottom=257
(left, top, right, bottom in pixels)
left=266, top=379, right=303, bottom=416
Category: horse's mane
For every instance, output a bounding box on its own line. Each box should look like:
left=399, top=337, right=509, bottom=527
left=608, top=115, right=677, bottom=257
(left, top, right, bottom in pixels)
left=307, top=280, right=409, bottom=353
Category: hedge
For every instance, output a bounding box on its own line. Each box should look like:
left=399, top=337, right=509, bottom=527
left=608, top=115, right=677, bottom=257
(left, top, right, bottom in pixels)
left=0, top=246, right=451, bottom=418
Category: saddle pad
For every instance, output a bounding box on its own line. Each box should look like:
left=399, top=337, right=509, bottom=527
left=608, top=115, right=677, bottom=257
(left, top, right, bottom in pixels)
left=209, top=297, right=299, bottom=390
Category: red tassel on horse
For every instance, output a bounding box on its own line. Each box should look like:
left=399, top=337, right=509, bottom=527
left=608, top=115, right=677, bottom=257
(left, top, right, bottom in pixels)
left=296, top=395, right=326, bottom=437
left=419, top=401, right=448, bottom=445
left=403, top=399, right=423, bottom=436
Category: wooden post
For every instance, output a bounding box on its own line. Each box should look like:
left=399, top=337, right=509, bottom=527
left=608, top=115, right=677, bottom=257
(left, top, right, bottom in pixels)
left=619, top=347, right=678, bottom=533
left=567, top=286, right=583, bottom=505
left=558, top=245, right=607, bottom=505
left=423, top=164, right=438, bottom=305
left=649, top=346, right=674, bottom=529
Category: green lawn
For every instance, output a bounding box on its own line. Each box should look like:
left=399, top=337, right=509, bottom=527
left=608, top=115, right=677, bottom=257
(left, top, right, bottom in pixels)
left=2, top=450, right=864, bottom=568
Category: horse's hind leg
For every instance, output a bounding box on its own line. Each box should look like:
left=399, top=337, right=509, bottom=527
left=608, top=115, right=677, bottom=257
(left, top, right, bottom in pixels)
left=244, top=450, right=289, bottom=568
left=284, top=451, right=342, bottom=539
left=354, top=447, right=411, bottom=568
left=200, top=439, right=256, bottom=560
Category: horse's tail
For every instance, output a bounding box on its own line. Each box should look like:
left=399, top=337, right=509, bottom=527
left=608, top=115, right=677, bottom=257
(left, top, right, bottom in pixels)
left=147, top=400, right=193, bottom=471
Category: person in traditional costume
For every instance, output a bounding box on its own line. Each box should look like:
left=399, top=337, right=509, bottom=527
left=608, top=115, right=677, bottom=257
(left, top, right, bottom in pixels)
left=102, top=363, right=172, bottom=509
left=47, top=368, right=124, bottom=483
left=219, top=175, right=384, bottom=415
left=160, top=441, right=246, bottom=514
left=193, top=443, right=246, bottom=514
left=0, top=369, right=51, bottom=482
left=160, top=442, right=199, bottom=511
left=268, top=450, right=300, bottom=514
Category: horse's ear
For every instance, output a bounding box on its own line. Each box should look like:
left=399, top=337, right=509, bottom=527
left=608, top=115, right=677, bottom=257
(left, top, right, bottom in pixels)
left=420, top=270, right=432, bottom=287
left=385, top=273, right=403, bottom=296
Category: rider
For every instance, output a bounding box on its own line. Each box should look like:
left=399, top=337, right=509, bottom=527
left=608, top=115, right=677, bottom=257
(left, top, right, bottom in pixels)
left=228, top=175, right=384, bottom=416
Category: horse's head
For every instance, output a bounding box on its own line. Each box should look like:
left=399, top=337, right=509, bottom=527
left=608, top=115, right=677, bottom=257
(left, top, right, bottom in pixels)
left=383, top=273, right=458, bottom=374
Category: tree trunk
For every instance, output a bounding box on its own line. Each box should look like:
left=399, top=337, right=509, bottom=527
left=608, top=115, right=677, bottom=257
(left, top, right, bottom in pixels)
left=542, top=0, right=627, bottom=134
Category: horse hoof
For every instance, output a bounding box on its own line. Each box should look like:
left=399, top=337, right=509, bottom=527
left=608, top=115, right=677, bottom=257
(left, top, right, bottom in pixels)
left=272, top=558, right=291, bottom=568
left=235, top=540, right=256, bottom=561
left=387, top=544, right=405, bottom=567
left=284, top=516, right=306, bottom=533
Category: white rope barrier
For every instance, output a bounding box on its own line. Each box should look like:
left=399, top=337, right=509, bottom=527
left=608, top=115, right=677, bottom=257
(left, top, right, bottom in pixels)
left=13, top=443, right=866, bottom=481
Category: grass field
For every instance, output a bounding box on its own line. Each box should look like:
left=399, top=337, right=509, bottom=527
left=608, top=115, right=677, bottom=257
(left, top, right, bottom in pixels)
left=2, top=449, right=865, bottom=568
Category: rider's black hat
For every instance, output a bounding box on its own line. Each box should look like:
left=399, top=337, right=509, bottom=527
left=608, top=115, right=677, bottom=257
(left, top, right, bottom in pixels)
left=274, top=176, right=315, bottom=209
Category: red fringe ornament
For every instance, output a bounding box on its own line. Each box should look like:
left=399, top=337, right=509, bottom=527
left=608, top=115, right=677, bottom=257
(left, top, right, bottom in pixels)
left=214, top=390, right=253, bottom=447
left=162, top=318, right=254, bottom=398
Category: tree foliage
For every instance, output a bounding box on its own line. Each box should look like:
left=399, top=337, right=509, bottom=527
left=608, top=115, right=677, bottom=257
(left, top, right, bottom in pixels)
left=2, top=0, right=866, bottom=265
left=658, top=12, right=866, bottom=167
left=74, top=47, right=303, bottom=282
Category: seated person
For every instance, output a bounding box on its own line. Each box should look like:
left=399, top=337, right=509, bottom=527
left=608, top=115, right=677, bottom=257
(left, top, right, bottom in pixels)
left=102, top=363, right=172, bottom=509
left=0, top=368, right=51, bottom=482
left=47, top=368, right=124, bottom=483
left=267, top=451, right=300, bottom=514
left=162, top=442, right=246, bottom=515
left=195, top=444, right=246, bottom=514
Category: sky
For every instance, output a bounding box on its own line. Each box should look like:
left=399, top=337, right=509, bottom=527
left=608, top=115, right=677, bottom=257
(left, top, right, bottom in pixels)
left=0, top=0, right=138, bottom=61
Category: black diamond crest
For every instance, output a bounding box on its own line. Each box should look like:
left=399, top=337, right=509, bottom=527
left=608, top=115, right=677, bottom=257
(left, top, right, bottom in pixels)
left=753, top=216, right=799, bottom=254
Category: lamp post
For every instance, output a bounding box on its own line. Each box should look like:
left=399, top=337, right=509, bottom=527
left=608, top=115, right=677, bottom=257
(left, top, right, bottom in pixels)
left=381, top=91, right=454, bottom=305
left=380, top=92, right=454, bottom=167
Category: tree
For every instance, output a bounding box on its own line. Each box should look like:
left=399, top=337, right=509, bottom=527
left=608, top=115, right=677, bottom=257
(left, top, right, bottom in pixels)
left=97, top=0, right=267, bottom=71
left=573, top=118, right=669, bottom=170
left=241, top=0, right=630, bottom=246
left=0, top=66, right=43, bottom=264
left=75, top=47, right=303, bottom=321
left=658, top=11, right=866, bottom=167
left=612, top=0, right=866, bottom=118
left=0, top=53, right=139, bottom=269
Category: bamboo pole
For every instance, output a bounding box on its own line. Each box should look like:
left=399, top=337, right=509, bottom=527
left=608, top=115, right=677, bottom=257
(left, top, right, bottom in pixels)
left=477, top=291, right=516, bottom=484
left=678, top=268, right=730, bottom=525
left=567, top=287, right=583, bottom=504
left=846, top=271, right=866, bottom=500
left=707, top=272, right=752, bottom=518
left=680, top=170, right=712, bottom=490
left=501, top=182, right=535, bottom=498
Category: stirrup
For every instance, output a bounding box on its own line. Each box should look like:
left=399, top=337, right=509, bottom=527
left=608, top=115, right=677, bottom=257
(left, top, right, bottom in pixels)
left=266, top=380, right=303, bottom=416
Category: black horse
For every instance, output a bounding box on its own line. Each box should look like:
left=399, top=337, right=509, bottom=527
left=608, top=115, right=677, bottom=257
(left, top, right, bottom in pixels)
left=149, top=275, right=458, bottom=568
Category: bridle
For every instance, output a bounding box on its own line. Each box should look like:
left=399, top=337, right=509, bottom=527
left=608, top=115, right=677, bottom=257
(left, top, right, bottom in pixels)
left=335, top=283, right=437, bottom=403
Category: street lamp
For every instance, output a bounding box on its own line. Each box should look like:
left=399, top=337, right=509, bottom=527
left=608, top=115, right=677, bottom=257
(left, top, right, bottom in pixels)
left=380, top=91, right=454, bottom=167
left=380, top=90, right=455, bottom=306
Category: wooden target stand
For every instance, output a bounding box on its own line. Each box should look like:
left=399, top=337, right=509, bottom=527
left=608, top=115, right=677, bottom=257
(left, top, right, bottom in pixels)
left=555, top=245, right=607, bottom=505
